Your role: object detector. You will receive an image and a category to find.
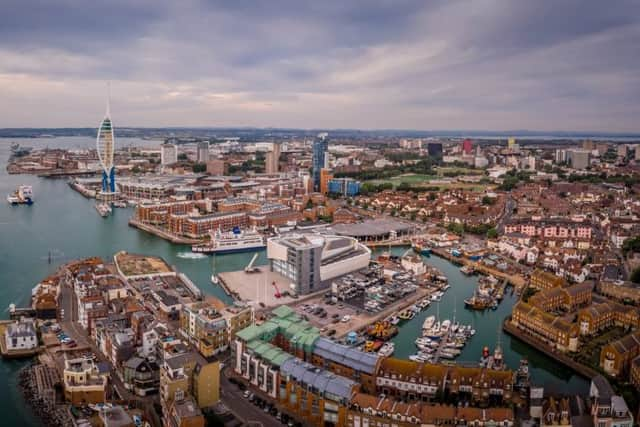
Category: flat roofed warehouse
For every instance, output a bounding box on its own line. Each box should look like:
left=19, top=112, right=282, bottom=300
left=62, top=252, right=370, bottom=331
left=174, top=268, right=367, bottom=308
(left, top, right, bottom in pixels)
left=329, top=219, right=414, bottom=241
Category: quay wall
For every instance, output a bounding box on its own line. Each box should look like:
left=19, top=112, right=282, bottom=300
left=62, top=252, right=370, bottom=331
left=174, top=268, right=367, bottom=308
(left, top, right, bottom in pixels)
left=432, top=248, right=526, bottom=289
left=128, top=218, right=203, bottom=245
left=68, top=181, right=96, bottom=198
left=502, top=317, right=597, bottom=379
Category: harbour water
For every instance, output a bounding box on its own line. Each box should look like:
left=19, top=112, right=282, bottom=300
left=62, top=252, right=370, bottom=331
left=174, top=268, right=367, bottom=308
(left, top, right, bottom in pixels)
left=0, top=137, right=587, bottom=425
left=381, top=247, right=589, bottom=394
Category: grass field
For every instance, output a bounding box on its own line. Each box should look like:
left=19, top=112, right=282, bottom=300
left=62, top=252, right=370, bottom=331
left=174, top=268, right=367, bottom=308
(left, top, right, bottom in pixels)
left=366, top=173, right=492, bottom=191
left=435, top=166, right=485, bottom=176
left=366, top=173, right=438, bottom=186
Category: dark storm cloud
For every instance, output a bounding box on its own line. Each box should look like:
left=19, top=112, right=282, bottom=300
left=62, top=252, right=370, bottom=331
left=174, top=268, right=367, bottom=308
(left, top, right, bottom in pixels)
left=0, top=0, right=638, bottom=131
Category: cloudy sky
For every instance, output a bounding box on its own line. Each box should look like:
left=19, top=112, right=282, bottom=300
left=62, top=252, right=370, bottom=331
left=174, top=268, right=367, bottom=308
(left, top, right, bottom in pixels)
left=1, top=0, right=639, bottom=131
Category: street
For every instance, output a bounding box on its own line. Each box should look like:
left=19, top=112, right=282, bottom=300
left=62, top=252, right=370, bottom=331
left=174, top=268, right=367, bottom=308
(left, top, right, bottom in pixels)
left=220, top=371, right=281, bottom=426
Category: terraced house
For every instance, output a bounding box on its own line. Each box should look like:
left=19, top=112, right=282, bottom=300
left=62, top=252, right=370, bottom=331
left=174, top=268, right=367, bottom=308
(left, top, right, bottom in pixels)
left=600, top=332, right=640, bottom=377
left=233, top=306, right=517, bottom=426
left=347, top=393, right=514, bottom=427
left=511, top=301, right=579, bottom=352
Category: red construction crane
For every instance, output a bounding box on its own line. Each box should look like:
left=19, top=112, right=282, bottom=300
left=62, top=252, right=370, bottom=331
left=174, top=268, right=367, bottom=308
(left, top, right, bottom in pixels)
left=272, top=281, right=281, bottom=298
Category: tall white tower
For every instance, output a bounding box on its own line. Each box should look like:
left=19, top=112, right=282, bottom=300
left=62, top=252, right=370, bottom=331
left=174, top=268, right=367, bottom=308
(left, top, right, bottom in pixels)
left=96, top=83, right=116, bottom=193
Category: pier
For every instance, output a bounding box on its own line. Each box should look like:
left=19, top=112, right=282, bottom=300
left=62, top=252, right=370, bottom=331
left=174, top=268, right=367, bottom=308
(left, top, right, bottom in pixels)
left=431, top=247, right=526, bottom=289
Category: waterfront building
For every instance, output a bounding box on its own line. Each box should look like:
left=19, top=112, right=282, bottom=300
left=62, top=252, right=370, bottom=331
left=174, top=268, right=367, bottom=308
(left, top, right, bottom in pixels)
left=96, top=90, right=116, bottom=194
left=63, top=356, right=108, bottom=404
left=312, top=133, right=329, bottom=191
left=4, top=318, right=37, bottom=351
left=347, top=393, right=514, bottom=427
left=530, top=269, right=568, bottom=290
left=196, top=141, right=209, bottom=163
left=161, top=143, right=179, bottom=166
left=279, top=357, right=358, bottom=425
left=328, top=177, right=361, bottom=197
left=265, top=143, right=280, bottom=174
left=266, top=234, right=370, bottom=295
left=135, top=200, right=210, bottom=225
left=511, top=301, right=579, bottom=352
left=376, top=358, right=514, bottom=404
left=599, top=331, right=640, bottom=377
left=529, top=282, right=593, bottom=312
left=168, top=211, right=248, bottom=238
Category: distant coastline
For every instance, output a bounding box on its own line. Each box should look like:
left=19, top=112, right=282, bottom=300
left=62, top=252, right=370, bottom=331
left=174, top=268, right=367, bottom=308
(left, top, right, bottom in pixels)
left=1, top=127, right=640, bottom=142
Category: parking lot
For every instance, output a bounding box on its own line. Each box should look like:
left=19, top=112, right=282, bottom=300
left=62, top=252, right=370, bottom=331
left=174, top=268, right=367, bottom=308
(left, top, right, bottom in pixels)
left=293, top=296, right=361, bottom=335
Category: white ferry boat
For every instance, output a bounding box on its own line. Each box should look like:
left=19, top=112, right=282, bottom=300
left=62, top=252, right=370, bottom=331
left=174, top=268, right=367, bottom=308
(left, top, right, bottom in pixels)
left=192, top=228, right=266, bottom=254
left=7, top=185, right=34, bottom=205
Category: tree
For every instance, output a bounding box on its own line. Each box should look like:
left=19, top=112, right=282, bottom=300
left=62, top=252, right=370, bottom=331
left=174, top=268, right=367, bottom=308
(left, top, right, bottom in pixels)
left=631, top=267, right=640, bottom=284
left=622, top=236, right=640, bottom=256
left=192, top=163, right=206, bottom=173
left=486, top=227, right=498, bottom=239
left=481, top=196, right=495, bottom=206
left=177, top=153, right=188, bottom=161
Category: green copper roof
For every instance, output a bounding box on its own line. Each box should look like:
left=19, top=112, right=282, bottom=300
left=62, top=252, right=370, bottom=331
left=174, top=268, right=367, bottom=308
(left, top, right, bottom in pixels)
left=236, top=324, right=262, bottom=342
left=272, top=305, right=295, bottom=318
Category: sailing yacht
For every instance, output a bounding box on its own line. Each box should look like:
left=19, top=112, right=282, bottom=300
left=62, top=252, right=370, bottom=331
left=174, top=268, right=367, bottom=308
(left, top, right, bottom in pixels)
left=211, top=254, right=219, bottom=285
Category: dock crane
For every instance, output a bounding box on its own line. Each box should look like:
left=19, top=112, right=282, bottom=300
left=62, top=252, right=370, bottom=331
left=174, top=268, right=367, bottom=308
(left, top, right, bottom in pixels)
left=272, top=281, right=281, bottom=298
left=244, top=252, right=260, bottom=273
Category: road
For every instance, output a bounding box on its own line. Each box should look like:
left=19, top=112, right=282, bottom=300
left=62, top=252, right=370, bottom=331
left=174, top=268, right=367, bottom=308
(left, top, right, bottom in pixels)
left=58, top=278, right=137, bottom=402
left=496, top=195, right=516, bottom=234
left=220, top=369, right=280, bottom=426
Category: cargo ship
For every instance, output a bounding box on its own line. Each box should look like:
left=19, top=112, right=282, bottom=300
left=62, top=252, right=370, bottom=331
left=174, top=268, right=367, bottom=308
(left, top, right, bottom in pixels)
left=192, top=227, right=265, bottom=254
left=7, top=185, right=34, bottom=205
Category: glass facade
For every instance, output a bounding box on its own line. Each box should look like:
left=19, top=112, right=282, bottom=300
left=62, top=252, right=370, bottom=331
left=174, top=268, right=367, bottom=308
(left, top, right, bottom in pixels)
left=312, top=134, right=328, bottom=191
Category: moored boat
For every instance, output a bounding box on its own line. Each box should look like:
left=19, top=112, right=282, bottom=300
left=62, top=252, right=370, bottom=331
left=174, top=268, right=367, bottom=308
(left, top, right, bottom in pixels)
left=7, top=185, right=34, bottom=205
left=192, top=227, right=265, bottom=254
left=378, top=342, right=395, bottom=357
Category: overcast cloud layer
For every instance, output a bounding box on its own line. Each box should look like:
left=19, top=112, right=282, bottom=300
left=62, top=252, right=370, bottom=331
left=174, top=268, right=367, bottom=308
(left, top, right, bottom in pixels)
left=1, top=0, right=639, bottom=131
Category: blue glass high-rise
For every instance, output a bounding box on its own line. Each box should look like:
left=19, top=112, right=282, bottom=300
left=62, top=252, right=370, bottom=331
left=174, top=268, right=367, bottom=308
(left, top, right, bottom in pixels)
left=312, top=133, right=328, bottom=191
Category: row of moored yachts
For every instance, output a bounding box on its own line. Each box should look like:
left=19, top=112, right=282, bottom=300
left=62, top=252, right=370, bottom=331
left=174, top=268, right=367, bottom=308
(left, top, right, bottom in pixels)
left=409, top=316, right=476, bottom=363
